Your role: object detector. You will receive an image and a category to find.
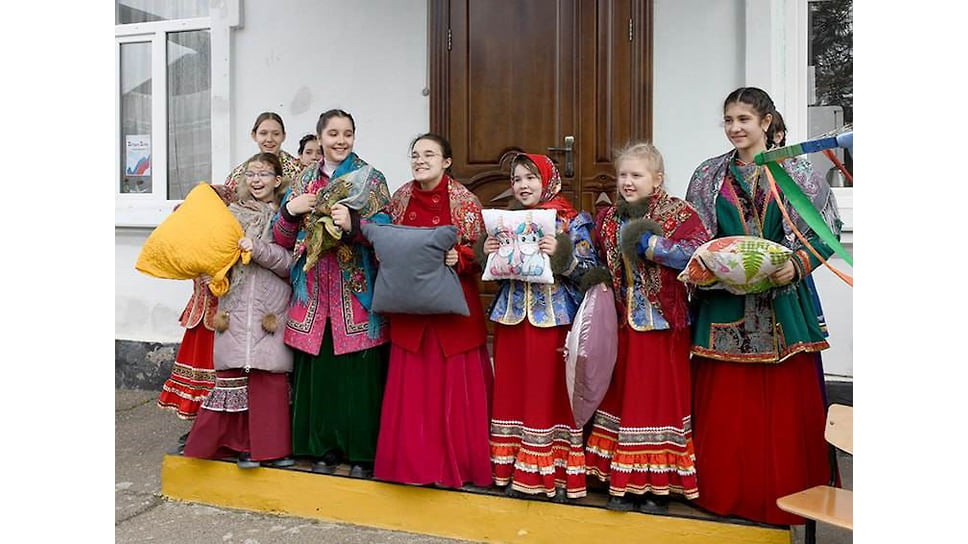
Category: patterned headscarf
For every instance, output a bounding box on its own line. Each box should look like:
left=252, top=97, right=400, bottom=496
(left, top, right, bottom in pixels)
left=513, top=153, right=578, bottom=224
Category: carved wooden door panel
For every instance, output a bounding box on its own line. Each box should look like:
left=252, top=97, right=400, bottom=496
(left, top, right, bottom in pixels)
left=430, top=0, right=653, bottom=335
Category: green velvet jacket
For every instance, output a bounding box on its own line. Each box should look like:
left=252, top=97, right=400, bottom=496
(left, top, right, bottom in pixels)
left=684, top=151, right=842, bottom=363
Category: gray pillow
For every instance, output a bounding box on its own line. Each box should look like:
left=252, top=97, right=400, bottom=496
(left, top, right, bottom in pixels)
left=362, top=223, right=470, bottom=316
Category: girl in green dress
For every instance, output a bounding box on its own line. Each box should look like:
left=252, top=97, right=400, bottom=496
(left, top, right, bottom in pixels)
left=684, top=87, right=842, bottom=525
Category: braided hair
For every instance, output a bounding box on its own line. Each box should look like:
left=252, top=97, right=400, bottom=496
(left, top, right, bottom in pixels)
left=723, top=87, right=778, bottom=148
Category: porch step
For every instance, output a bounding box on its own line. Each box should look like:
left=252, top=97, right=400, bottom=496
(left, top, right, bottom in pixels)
left=161, top=455, right=789, bottom=544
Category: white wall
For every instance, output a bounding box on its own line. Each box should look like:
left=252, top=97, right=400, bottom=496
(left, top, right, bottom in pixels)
left=230, top=0, right=429, bottom=193
left=117, top=0, right=852, bottom=381
left=116, top=228, right=193, bottom=342
left=812, top=252, right=853, bottom=379
left=653, top=0, right=745, bottom=199
left=116, top=0, right=429, bottom=342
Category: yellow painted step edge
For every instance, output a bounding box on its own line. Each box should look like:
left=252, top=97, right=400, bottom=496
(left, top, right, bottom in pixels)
left=162, top=455, right=788, bottom=544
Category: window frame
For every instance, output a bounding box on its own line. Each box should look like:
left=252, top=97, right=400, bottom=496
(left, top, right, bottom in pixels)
left=115, top=3, right=239, bottom=227
left=745, top=0, right=852, bottom=236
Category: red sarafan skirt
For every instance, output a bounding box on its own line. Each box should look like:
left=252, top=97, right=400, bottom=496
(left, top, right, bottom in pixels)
left=182, top=368, right=291, bottom=462
left=691, top=353, right=831, bottom=525
left=157, top=325, right=216, bottom=420
left=585, top=327, right=698, bottom=499
left=490, top=322, right=586, bottom=499
left=374, top=326, right=493, bottom=488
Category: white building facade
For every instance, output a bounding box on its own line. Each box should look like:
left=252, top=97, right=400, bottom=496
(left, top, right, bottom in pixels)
left=115, top=0, right=852, bottom=382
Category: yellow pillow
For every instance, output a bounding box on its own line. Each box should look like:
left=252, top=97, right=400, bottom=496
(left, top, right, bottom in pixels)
left=135, top=183, right=250, bottom=297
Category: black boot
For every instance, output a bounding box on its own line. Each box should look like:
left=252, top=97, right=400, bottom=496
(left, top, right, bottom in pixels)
left=606, top=495, right=635, bottom=512
left=551, top=488, right=569, bottom=504
left=237, top=452, right=260, bottom=469
left=311, top=450, right=341, bottom=474
left=505, top=484, right=525, bottom=499
left=638, top=494, right=670, bottom=514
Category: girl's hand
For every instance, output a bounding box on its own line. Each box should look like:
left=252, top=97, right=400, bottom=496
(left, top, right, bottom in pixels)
left=444, top=247, right=459, bottom=267
left=238, top=237, right=253, bottom=252
left=770, top=260, right=797, bottom=286
left=331, top=203, right=352, bottom=233
left=483, top=236, right=499, bottom=255
left=286, top=193, right=317, bottom=215
left=539, top=234, right=558, bottom=255
left=199, top=273, right=213, bottom=285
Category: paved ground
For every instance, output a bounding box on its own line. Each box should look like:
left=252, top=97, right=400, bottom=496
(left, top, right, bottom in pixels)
left=116, top=389, right=465, bottom=544
left=116, top=388, right=850, bottom=543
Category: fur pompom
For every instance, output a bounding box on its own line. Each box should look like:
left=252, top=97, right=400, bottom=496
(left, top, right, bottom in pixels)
left=213, top=311, right=230, bottom=333
left=261, top=313, right=278, bottom=334
left=579, top=266, right=612, bottom=293
left=620, top=218, right=663, bottom=262
left=549, top=233, right=575, bottom=275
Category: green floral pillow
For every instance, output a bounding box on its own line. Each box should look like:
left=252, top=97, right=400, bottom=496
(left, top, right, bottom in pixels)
left=678, top=235, right=793, bottom=295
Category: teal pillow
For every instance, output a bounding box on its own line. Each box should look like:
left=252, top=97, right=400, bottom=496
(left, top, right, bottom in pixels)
left=362, top=223, right=470, bottom=316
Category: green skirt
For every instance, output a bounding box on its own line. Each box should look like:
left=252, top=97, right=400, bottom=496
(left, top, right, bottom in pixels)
left=291, top=327, right=389, bottom=463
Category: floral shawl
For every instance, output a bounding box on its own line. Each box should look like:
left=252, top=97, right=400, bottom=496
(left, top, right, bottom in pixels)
left=685, top=149, right=841, bottom=248
left=285, top=152, right=391, bottom=337
left=385, top=175, right=484, bottom=245
left=597, top=187, right=707, bottom=329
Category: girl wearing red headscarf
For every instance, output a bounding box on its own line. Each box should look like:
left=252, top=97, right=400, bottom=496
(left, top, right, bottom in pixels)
left=481, top=153, right=600, bottom=502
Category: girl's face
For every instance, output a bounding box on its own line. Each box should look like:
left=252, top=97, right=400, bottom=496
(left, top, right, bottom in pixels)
left=251, top=119, right=286, bottom=155
left=299, top=139, right=322, bottom=167
left=243, top=160, right=281, bottom=203
left=410, top=138, right=452, bottom=185
left=617, top=156, right=662, bottom=203
left=319, top=116, right=355, bottom=164
left=511, top=164, right=543, bottom=208
left=723, top=102, right=771, bottom=155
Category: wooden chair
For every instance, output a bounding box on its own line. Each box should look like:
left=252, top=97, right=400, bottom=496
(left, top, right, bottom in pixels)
left=776, top=403, right=853, bottom=544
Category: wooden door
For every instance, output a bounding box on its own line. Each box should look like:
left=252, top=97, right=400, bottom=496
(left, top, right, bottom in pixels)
left=430, top=0, right=653, bottom=332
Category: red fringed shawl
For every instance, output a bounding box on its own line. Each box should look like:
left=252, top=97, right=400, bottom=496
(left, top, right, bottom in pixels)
left=596, top=188, right=707, bottom=329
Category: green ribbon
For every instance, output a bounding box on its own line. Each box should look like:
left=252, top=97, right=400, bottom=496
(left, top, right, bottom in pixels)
left=764, top=160, right=853, bottom=267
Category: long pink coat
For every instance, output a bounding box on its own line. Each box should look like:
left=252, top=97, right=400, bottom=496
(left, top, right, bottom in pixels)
left=272, top=211, right=388, bottom=356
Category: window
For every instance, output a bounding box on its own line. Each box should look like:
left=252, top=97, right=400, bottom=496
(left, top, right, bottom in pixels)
left=115, top=1, right=237, bottom=226
left=807, top=0, right=852, bottom=189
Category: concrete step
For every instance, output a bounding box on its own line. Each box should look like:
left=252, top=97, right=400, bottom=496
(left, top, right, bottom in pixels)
left=162, top=455, right=790, bottom=544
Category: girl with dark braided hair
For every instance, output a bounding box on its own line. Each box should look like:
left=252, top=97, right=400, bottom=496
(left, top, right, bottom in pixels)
left=685, top=87, right=842, bottom=525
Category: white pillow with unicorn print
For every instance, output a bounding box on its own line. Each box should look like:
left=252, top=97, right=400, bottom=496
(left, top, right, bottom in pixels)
left=481, top=208, right=556, bottom=284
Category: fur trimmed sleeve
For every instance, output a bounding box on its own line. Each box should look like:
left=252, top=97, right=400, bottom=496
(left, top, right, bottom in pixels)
left=549, top=233, right=575, bottom=275
left=620, top=218, right=663, bottom=262
left=578, top=266, right=611, bottom=293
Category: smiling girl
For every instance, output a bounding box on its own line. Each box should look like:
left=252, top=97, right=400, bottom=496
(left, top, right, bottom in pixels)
left=183, top=153, right=294, bottom=469
left=685, top=87, right=841, bottom=525
left=373, top=133, right=493, bottom=489
left=585, top=142, right=709, bottom=512
left=482, top=153, right=600, bottom=502
left=274, top=109, right=391, bottom=478
left=224, top=112, right=303, bottom=194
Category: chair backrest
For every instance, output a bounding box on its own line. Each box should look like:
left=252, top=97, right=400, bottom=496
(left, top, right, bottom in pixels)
left=825, top=404, right=853, bottom=454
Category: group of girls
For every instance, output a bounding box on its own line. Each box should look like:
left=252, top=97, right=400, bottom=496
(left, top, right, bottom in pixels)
left=155, top=85, right=841, bottom=527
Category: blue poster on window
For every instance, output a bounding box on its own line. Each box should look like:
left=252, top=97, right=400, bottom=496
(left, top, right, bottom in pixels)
left=126, top=135, right=151, bottom=176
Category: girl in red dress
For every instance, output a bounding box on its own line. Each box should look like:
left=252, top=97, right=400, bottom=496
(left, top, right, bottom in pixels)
left=585, top=142, right=709, bottom=512
left=483, top=153, right=600, bottom=502
left=373, top=133, right=493, bottom=488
